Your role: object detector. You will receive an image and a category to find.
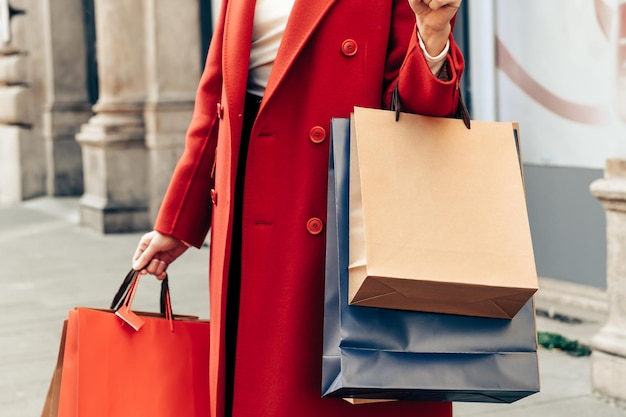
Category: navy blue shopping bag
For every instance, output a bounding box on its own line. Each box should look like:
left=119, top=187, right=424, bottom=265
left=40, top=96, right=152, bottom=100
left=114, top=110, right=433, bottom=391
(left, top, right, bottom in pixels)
left=321, top=116, right=540, bottom=403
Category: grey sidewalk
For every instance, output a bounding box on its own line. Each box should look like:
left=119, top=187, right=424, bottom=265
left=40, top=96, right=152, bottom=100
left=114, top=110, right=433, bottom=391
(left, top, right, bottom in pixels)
left=0, top=197, right=211, bottom=417
left=1, top=197, right=625, bottom=417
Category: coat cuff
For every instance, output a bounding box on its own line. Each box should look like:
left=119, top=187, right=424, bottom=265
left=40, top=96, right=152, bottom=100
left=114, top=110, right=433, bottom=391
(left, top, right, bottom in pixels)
left=417, top=31, right=450, bottom=75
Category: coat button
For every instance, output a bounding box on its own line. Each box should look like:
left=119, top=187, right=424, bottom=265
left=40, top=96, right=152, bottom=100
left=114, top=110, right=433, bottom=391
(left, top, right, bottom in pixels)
left=306, top=217, right=324, bottom=235
left=309, top=126, right=326, bottom=144
left=210, top=189, right=217, bottom=205
left=341, top=39, right=358, bottom=57
left=216, top=102, right=224, bottom=119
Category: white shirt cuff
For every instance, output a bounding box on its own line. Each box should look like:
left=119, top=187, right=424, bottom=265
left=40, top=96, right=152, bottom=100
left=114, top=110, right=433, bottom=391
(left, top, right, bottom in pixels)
left=417, top=31, right=450, bottom=75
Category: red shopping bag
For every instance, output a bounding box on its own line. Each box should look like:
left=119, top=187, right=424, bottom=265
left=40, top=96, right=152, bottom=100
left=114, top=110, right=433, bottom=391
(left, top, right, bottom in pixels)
left=42, top=270, right=210, bottom=417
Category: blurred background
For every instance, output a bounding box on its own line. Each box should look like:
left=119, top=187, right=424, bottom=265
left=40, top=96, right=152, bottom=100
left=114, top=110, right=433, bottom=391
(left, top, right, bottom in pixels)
left=2, top=0, right=626, bottom=416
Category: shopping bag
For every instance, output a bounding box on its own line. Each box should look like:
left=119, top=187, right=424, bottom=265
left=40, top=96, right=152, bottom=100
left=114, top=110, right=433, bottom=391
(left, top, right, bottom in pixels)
left=41, top=321, right=67, bottom=417
left=348, top=106, right=538, bottom=319
left=42, top=270, right=210, bottom=417
left=321, top=117, right=540, bottom=403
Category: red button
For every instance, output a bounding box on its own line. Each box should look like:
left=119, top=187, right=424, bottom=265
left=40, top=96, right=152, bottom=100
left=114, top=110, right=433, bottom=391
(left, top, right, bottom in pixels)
left=309, top=126, right=326, bottom=144
left=306, top=217, right=324, bottom=235
left=210, top=189, right=217, bottom=205
left=341, top=39, right=358, bottom=57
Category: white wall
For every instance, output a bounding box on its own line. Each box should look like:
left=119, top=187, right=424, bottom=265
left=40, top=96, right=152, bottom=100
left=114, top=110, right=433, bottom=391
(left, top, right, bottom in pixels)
left=492, top=0, right=626, bottom=169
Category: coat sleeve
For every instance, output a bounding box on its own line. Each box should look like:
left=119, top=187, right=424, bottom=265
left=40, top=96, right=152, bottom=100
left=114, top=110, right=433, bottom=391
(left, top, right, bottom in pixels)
left=383, top=0, right=464, bottom=117
left=152, top=3, right=227, bottom=248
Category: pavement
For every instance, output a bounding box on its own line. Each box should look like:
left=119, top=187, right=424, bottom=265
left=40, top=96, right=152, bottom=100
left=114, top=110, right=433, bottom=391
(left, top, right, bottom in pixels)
left=1, top=197, right=625, bottom=417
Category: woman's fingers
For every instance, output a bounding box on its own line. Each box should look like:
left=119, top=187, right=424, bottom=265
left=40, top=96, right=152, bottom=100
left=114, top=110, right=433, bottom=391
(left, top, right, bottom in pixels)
left=428, top=0, right=461, bottom=9
left=131, top=230, right=189, bottom=280
left=132, top=234, right=151, bottom=266
left=144, top=258, right=168, bottom=280
left=132, top=232, right=159, bottom=271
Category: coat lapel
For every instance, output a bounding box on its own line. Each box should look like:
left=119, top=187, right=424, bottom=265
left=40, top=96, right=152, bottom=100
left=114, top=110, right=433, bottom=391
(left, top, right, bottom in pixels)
left=263, top=0, right=337, bottom=104
left=222, top=0, right=256, bottom=116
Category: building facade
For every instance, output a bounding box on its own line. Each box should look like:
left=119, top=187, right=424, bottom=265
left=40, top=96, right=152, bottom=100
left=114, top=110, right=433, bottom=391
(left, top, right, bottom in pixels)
left=0, top=0, right=212, bottom=231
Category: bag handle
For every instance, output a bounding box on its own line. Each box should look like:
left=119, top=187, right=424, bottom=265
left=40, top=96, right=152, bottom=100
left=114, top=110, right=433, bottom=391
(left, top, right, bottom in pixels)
left=110, top=268, right=138, bottom=310
left=110, top=269, right=174, bottom=332
left=390, top=80, right=471, bottom=129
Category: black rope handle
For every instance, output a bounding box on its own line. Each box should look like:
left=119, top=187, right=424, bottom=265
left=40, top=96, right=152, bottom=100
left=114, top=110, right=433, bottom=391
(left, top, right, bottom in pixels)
left=391, top=81, right=402, bottom=122
left=455, top=88, right=471, bottom=129
left=110, top=268, right=173, bottom=319
left=110, top=268, right=138, bottom=311
left=159, top=277, right=173, bottom=319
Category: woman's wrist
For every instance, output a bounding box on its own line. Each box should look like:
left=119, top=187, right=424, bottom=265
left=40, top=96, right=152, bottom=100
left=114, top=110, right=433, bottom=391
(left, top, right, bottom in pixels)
left=417, top=29, right=449, bottom=74
left=416, top=22, right=451, bottom=57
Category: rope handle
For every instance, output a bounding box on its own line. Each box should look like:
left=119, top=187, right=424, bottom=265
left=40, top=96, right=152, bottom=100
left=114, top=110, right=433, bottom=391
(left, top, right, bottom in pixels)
left=390, top=80, right=471, bottom=129
left=110, top=269, right=174, bottom=332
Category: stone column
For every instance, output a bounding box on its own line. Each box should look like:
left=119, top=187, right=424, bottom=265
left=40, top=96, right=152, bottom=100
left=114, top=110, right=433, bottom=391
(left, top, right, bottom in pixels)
left=76, top=0, right=148, bottom=233
left=143, top=0, right=201, bottom=222
left=590, top=159, right=626, bottom=404
left=0, top=0, right=45, bottom=202
left=40, top=0, right=92, bottom=196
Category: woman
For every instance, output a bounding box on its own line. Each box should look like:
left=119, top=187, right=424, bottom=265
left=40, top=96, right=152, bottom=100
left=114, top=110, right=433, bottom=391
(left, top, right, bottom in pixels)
left=133, top=0, right=464, bottom=416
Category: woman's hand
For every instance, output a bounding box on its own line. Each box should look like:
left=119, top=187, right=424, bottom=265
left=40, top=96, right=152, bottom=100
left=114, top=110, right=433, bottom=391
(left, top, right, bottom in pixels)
left=132, top=230, right=189, bottom=280
left=409, top=0, right=462, bottom=56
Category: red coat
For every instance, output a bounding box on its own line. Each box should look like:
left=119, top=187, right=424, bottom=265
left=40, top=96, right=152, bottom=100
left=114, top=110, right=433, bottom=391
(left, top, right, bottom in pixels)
left=155, top=0, right=464, bottom=416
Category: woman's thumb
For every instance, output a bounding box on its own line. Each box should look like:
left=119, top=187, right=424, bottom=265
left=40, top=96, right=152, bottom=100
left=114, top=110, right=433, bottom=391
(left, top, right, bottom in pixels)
left=132, top=234, right=159, bottom=270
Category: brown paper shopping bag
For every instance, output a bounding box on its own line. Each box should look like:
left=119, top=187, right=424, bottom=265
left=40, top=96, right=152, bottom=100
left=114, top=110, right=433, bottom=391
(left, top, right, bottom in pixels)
left=348, top=106, right=538, bottom=319
left=41, top=321, right=67, bottom=417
